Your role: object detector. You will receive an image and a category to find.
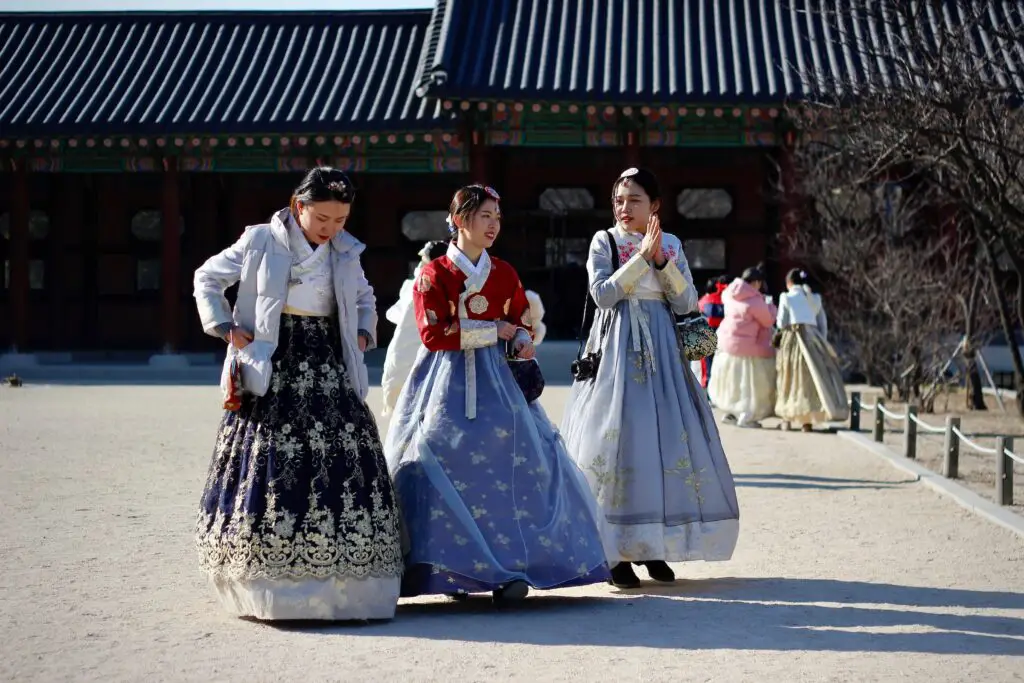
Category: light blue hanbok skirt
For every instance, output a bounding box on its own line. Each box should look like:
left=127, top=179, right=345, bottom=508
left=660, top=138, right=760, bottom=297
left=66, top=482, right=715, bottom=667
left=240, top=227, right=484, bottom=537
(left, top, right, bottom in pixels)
left=385, top=344, right=610, bottom=596
left=561, top=299, right=740, bottom=565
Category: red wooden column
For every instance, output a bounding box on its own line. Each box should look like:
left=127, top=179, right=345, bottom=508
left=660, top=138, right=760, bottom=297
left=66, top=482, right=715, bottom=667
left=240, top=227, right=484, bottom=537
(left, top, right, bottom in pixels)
left=469, top=129, right=488, bottom=183
left=160, top=157, right=181, bottom=353
left=624, top=130, right=641, bottom=168
left=9, top=161, right=31, bottom=352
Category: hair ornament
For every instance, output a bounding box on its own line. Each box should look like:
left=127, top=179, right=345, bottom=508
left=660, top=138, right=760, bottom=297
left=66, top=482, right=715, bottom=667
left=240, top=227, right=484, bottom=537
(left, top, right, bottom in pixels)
left=482, top=185, right=501, bottom=201
left=445, top=213, right=456, bottom=235
left=800, top=270, right=807, bottom=279
left=620, top=167, right=640, bottom=178
left=326, top=180, right=348, bottom=192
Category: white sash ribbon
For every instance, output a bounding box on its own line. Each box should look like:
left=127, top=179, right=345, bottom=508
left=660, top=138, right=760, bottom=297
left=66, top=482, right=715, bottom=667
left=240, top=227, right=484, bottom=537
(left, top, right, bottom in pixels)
left=446, top=243, right=493, bottom=420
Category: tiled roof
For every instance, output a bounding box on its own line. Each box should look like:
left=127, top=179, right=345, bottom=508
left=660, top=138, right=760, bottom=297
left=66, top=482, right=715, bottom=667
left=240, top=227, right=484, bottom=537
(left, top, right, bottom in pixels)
left=416, top=0, right=1024, bottom=104
left=0, top=10, right=454, bottom=137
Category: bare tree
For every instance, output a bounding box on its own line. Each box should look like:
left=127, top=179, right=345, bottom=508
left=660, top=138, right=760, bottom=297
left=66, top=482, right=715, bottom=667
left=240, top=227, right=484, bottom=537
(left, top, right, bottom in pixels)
left=782, top=143, right=988, bottom=408
left=780, top=0, right=1022, bottom=413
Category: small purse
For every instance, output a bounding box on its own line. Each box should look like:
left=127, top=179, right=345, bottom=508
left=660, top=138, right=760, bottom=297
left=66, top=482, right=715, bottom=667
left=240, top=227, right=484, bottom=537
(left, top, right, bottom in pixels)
left=676, top=313, right=718, bottom=361
left=507, top=354, right=545, bottom=403
left=571, top=230, right=618, bottom=382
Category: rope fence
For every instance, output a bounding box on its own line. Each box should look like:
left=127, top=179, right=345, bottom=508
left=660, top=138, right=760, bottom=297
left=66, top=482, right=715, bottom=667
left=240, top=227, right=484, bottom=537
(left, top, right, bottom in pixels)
left=849, top=392, right=1022, bottom=506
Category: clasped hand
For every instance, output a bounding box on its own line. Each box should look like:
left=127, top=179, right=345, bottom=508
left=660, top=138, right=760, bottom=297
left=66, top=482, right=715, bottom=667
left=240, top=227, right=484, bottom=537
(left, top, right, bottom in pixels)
left=639, top=213, right=667, bottom=267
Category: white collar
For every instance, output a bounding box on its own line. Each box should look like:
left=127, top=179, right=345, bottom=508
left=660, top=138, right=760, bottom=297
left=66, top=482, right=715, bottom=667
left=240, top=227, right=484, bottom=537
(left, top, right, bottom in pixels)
left=446, top=242, right=492, bottom=293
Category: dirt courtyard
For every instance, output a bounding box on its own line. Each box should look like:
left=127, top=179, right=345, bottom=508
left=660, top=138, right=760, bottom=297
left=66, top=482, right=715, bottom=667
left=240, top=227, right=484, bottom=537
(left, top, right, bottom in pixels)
left=1, top=384, right=1022, bottom=682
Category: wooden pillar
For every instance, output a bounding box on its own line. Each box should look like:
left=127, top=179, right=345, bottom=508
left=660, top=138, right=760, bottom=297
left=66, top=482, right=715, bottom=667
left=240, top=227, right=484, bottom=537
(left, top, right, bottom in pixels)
left=50, top=175, right=78, bottom=350
left=624, top=130, right=641, bottom=167
left=9, top=161, right=30, bottom=352
left=160, top=157, right=181, bottom=353
left=469, top=129, right=488, bottom=183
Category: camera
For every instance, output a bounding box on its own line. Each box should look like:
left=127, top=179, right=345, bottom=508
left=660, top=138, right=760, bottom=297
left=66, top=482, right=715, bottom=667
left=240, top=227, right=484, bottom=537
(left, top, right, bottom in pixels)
left=570, top=352, right=601, bottom=382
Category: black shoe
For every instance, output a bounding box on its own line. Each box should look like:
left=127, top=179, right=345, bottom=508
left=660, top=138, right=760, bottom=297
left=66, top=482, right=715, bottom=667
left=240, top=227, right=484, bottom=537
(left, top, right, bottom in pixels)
left=608, top=562, right=641, bottom=588
left=492, top=580, right=529, bottom=602
left=641, top=560, right=676, bottom=583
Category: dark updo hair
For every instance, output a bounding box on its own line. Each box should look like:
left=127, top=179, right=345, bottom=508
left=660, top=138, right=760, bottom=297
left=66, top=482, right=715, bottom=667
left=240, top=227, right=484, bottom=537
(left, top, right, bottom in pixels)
left=422, top=240, right=449, bottom=263
left=786, top=267, right=810, bottom=287
left=447, top=184, right=501, bottom=240
left=704, top=278, right=719, bottom=295
left=289, top=166, right=356, bottom=217
left=612, top=167, right=662, bottom=205
left=742, top=264, right=766, bottom=284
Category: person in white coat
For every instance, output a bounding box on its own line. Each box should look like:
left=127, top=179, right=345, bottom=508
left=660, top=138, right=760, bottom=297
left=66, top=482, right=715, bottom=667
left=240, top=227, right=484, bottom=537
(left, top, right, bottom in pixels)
left=192, top=167, right=402, bottom=621
left=381, top=240, right=449, bottom=415
left=380, top=240, right=548, bottom=416
left=774, top=268, right=849, bottom=431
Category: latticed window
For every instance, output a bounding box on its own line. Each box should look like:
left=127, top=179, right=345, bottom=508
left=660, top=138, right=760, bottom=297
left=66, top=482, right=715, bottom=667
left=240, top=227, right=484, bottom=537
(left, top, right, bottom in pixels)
left=676, top=189, right=733, bottom=220
left=136, top=259, right=161, bottom=291
left=3, top=260, right=46, bottom=290
left=401, top=211, right=450, bottom=242
left=683, top=239, right=727, bottom=270
left=0, top=211, right=51, bottom=240
left=539, top=188, right=594, bottom=214
left=130, top=210, right=185, bottom=241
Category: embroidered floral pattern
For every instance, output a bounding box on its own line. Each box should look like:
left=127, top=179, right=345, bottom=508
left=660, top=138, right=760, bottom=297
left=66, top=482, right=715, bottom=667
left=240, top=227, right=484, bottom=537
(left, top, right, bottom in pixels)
left=468, top=294, right=489, bottom=315
left=415, top=272, right=433, bottom=293
left=617, top=238, right=677, bottom=264
left=196, top=315, right=403, bottom=583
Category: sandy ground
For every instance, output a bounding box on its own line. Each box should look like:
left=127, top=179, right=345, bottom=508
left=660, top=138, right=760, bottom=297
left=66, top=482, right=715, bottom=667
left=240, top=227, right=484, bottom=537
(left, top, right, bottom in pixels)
left=1, top=383, right=1022, bottom=683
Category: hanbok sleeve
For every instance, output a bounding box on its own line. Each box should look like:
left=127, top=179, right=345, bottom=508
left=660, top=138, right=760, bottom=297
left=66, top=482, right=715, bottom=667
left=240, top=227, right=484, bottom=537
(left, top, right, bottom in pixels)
left=413, top=263, right=497, bottom=351
left=193, top=229, right=253, bottom=336
left=505, top=274, right=534, bottom=349
left=653, top=240, right=698, bottom=315
left=353, top=260, right=378, bottom=351
left=776, top=293, right=792, bottom=329
left=814, top=296, right=829, bottom=340
left=588, top=231, right=650, bottom=309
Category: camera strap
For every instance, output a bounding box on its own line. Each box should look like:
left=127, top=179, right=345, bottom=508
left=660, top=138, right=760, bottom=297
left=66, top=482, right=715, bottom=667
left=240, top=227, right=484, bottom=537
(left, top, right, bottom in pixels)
left=575, top=229, right=619, bottom=361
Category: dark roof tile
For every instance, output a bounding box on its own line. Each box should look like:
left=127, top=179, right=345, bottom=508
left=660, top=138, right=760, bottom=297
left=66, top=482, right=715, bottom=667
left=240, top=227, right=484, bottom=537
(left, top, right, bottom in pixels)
left=0, top=10, right=455, bottom=137
left=416, top=0, right=1024, bottom=103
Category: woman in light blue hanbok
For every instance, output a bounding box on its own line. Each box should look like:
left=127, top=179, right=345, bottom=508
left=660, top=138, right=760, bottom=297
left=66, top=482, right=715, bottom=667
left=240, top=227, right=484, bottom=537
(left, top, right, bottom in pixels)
left=561, top=168, right=740, bottom=588
left=385, top=184, right=610, bottom=602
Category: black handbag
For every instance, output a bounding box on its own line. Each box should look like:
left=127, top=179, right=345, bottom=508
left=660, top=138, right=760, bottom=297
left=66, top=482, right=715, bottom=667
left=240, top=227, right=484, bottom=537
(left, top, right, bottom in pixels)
left=507, top=352, right=545, bottom=403
left=570, top=230, right=618, bottom=382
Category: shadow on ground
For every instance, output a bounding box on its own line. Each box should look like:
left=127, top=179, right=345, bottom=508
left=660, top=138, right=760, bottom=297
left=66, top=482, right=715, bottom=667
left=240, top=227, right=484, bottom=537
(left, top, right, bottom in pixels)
left=270, top=578, right=1024, bottom=655
left=733, top=473, right=919, bottom=490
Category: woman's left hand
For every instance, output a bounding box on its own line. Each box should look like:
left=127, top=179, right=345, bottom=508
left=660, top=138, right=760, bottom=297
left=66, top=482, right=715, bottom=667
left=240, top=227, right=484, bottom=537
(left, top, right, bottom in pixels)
left=515, top=340, right=536, bottom=360
left=646, top=214, right=667, bottom=267
left=358, top=335, right=368, bottom=353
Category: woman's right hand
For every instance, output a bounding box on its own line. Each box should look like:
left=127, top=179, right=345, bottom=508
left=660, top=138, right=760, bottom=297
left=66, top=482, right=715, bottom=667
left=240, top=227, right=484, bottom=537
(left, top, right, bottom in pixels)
left=496, top=321, right=517, bottom=340
left=227, top=326, right=254, bottom=349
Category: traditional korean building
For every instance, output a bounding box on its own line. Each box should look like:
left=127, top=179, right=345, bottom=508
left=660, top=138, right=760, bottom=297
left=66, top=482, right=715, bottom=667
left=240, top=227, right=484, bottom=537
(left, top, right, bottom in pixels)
left=5, top=0, right=989, bottom=358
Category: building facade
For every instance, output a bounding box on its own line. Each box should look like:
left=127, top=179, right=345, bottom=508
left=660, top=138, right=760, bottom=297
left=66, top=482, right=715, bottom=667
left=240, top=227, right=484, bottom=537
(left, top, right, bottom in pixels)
left=0, top=0, right=844, bottom=356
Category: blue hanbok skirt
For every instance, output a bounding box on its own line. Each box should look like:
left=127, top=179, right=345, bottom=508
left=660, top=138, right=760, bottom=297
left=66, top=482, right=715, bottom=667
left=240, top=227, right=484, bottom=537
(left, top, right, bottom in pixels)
left=385, top=344, right=611, bottom=596
left=562, top=299, right=740, bottom=565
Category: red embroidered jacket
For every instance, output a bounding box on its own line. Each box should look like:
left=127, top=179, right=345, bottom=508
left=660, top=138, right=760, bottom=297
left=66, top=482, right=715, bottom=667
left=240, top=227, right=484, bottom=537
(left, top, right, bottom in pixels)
left=413, top=255, right=534, bottom=352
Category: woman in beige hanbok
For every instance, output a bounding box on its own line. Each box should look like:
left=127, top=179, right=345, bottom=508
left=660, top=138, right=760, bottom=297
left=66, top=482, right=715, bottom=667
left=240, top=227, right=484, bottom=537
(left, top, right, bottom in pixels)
left=774, top=268, right=849, bottom=432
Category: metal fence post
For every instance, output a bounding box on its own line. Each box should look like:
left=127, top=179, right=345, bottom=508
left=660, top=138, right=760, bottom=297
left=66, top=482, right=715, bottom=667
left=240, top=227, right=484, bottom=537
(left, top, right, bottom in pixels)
left=996, top=437, right=1014, bottom=506
left=904, top=405, right=918, bottom=459
left=873, top=398, right=885, bottom=442
left=943, top=416, right=960, bottom=479
left=850, top=392, right=861, bottom=432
